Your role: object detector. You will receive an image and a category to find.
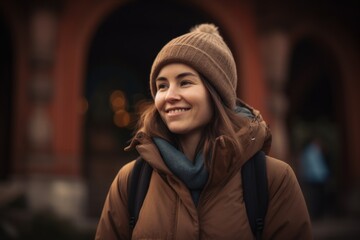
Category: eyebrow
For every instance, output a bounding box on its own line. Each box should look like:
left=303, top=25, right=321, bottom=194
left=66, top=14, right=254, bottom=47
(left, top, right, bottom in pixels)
left=156, top=72, right=198, bottom=81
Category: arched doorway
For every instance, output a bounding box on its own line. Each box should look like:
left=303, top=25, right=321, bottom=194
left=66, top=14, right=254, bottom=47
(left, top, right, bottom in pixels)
left=84, top=1, right=214, bottom=218
left=285, top=38, right=344, bottom=220
left=0, top=14, right=13, bottom=181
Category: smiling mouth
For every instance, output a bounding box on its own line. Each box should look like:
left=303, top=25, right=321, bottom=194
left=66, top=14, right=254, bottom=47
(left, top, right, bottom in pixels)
left=166, top=108, right=190, bottom=114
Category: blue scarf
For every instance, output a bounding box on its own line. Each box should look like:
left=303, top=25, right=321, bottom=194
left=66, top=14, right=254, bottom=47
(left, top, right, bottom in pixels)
left=153, top=137, right=209, bottom=206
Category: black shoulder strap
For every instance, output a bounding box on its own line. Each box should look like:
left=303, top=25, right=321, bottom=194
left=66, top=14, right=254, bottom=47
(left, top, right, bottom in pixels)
left=241, top=151, right=269, bottom=240
left=128, top=157, right=153, bottom=230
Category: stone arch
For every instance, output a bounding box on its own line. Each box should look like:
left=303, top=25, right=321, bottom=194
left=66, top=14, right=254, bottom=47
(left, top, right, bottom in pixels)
left=285, top=35, right=344, bottom=217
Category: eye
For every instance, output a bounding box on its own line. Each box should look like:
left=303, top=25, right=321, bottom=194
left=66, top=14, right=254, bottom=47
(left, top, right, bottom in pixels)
left=180, top=80, right=192, bottom=87
left=156, top=82, right=168, bottom=91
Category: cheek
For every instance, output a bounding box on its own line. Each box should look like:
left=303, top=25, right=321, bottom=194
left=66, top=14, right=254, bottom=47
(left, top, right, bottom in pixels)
left=154, top=94, right=162, bottom=111
left=154, top=94, right=167, bottom=122
left=154, top=96, right=167, bottom=126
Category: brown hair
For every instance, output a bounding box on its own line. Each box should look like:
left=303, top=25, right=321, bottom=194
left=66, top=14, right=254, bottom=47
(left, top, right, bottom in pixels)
left=133, top=75, right=248, bottom=167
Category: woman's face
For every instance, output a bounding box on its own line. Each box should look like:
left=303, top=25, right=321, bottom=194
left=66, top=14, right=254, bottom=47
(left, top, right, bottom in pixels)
left=154, top=63, right=213, bottom=138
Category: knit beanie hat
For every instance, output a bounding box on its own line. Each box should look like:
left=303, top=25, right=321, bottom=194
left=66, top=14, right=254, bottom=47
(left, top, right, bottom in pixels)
left=150, top=23, right=237, bottom=110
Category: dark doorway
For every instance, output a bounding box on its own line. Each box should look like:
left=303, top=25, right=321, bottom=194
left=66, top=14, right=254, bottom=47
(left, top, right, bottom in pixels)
left=0, top=15, right=14, bottom=181
left=285, top=38, right=344, bottom=220
left=84, top=1, right=215, bottom=218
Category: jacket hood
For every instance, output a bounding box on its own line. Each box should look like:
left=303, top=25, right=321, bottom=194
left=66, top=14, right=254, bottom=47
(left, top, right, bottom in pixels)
left=195, top=99, right=272, bottom=187
left=234, top=99, right=272, bottom=158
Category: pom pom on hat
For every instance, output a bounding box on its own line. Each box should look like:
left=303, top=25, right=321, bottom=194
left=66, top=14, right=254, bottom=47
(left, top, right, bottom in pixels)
left=150, top=23, right=237, bottom=109
left=190, top=23, right=220, bottom=36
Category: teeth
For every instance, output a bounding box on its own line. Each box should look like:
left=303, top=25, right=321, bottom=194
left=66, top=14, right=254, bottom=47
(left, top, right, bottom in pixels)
left=168, top=108, right=188, bottom=113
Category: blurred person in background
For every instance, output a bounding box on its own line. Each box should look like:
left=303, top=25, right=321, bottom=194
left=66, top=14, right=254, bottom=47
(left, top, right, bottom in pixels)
left=299, top=137, right=330, bottom=220
left=95, top=23, right=312, bottom=239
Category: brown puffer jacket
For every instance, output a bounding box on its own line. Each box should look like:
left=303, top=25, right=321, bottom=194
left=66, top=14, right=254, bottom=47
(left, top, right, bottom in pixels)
left=95, top=104, right=312, bottom=240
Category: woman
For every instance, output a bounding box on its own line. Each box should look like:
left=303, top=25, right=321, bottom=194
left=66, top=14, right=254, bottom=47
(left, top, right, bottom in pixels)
left=95, top=23, right=312, bottom=239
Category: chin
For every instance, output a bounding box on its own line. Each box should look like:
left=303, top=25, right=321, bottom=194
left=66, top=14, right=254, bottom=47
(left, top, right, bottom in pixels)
left=168, top=128, right=186, bottom=135
left=167, top=126, right=188, bottom=135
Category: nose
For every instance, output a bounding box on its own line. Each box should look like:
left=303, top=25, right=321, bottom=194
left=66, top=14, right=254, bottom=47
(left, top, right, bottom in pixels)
left=165, top=85, right=181, bottom=102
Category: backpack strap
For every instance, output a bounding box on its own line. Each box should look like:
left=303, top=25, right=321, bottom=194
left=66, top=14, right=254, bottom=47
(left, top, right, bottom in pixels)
left=241, top=151, right=269, bottom=240
left=128, top=157, right=153, bottom=230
